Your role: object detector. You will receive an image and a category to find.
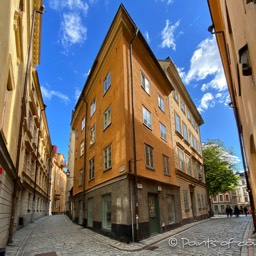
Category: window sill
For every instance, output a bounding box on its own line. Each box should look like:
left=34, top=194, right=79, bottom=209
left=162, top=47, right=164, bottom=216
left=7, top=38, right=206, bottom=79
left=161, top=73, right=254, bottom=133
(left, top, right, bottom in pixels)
left=103, top=123, right=111, bottom=131
left=89, top=177, right=94, bottom=182
left=164, top=173, right=171, bottom=177
left=143, top=123, right=152, bottom=131
left=146, top=166, right=155, bottom=171
left=103, top=167, right=112, bottom=172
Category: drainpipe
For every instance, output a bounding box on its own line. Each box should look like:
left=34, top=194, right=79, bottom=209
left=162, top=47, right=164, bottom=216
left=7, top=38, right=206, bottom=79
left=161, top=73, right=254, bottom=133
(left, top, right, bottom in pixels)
left=47, top=145, right=54, bottom=216
left=129, top=27, right=139, bottom=242
left=208, top=24, right=256, bottom=233
left=31, top=104, right=46, bottom=222
left=81, top=99, right=87, bottom=227
left=8, top=6, right=45, bottom=243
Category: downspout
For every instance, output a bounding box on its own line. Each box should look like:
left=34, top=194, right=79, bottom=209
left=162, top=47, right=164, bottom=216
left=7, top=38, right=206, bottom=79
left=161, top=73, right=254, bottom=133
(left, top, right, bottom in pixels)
left=129, top=27, right=139, bottom=242
left=81, top=99, right=88, bottom=227
left=207, top=23, right=256, bottom=233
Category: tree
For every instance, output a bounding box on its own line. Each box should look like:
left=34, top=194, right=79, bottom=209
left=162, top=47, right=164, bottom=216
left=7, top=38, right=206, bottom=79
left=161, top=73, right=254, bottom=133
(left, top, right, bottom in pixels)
left=202, top=139, right=239, bottom=196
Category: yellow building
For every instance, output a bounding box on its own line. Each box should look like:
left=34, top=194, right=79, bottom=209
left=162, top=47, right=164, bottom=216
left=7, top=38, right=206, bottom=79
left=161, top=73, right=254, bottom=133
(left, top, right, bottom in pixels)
left=0, top=0, right=51, bottom=248
left=49, top=153, right=67, bottom=215
left=159, top=58, right=208, bottom=223
left=207, top=1, right=256, bottom=210
left=71, top=4, right=181, bottom=242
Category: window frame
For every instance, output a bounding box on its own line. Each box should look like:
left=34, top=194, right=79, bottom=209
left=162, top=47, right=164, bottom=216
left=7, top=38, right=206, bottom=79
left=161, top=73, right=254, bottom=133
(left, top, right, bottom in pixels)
left=90, top=123, right=96, bottom=145
left=90, top=97, right=96, bottom=117
left=103, top=144, right=112, bottom=171
left=145, top=144, right=155, bottom=170
left=103, top=72, right=111, bottom=94
left=103, top=106, right=112, bottom=130
left=158, top=94, right=165, bottom=112
left=160, top=122, right=167, bottom=141
left=141, top=72, right=150, bottom=94
left=89, top=157, right=95, bottom=180
left=142, top=106, right=152, bottom=129
left=163, top=154, right=170, bottom=175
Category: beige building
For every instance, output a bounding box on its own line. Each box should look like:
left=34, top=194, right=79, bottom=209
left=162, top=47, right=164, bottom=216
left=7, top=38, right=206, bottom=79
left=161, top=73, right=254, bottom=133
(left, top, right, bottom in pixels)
left=0, top=0, right=51, bottom=248
left=50, top=153, right=67, bottom=215
left=207, top=1, right=256, bottom=210
left=159, top=59, right=208, bottom=223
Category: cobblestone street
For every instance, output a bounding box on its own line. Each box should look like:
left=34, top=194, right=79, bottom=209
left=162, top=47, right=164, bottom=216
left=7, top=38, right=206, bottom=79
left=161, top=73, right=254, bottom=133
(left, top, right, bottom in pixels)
left=6, top=215, right=254, bottom=256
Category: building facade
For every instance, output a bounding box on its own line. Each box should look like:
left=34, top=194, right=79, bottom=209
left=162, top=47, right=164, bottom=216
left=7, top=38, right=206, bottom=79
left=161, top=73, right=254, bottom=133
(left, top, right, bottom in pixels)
left=49, top=153, right=67, bottom=215
left=0, top=0, right=51, bottom=248
left=159, top=59, right=208, bottom=224
left=212, top=172, right=250, bottom=214
left=71, top=5, right=182, bottom=242
left=208, top=0, right=256, bottom=209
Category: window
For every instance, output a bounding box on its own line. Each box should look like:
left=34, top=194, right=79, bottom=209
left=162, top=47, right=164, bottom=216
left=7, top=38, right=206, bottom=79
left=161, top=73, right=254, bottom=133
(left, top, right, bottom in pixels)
left=142, top=106, right=152, bottom=129
left=80, top=140, right=84, bottom=156
left=141, top=72, right=150, bottom=94
left=90, top=97, right=96, bottom=117
left=167, top=195, right=176, bottom=224
left=103, top=106, right=111, bottom=130
left=239, top=44, right=252, bottom=76
left=90, top=124, right=96, bottom=145
left=245, top=196, right=248, bottom=202
left=145, top=144, right=154, bottom=169
left=187, top=111, right=191, bottom=122
left=103, top=144, right=112, bottom=171
left=225, top=194, right=230, bottom=202
left=175, top=113, right=181, bottom=133
left=163, top=154, right=170, bottom=175
left=103, top=72, right=111, bottom=94
left=219, top=194, right=223, bottom=202
left=184, top=190, right=189, bottom=211
left=213, top=196, right=218, bottom=202
left=181, top=100, right=185, bottom=113
left=89, top=157, right=95, bottom=180
left=160, top=123, right=167, bottom=141
left=102, top=194, right=111, bottom=230
left=185, top=155, right=191, bottom=175
left=81, top=116, right=85, bottom=131
left=189, top=131, right=193, bottom=146
left=174, top=90, right=179, bottom=104
left=79, top=169, right=83, bottom=186
left=183, top=123, right=188, bottom=141
left=197, top=194, right=201, bottom=209
left=242, top=180, right=246, bottom=185
left=178, top=148, right=184, bottom=171
left=158, top=95, right=165, bottom=112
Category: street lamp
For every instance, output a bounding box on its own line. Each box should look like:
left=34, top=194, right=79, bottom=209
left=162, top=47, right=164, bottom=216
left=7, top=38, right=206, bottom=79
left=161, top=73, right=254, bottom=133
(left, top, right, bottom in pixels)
left=31, top=104, right=46, bottom=223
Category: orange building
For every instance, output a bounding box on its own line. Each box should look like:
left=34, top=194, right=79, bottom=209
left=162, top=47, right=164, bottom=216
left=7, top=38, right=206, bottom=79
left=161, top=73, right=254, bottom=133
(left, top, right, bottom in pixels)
left=207, top=1, right=256, bottom=212
left=71, top=5, right=181, bottom=241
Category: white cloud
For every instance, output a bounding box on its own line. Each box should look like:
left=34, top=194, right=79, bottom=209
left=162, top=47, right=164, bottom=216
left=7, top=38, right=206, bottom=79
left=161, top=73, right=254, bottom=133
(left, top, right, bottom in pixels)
left=185, top=36, right=222, bottom=84
left=144, top=31, right=150, bottom=43
left=160, top=20, right=180, bottom=50
left=41, top=86, right=70, bottom=105
left=83, top=69, right=91, bottom=77
left=155, top=0, right=174, bottom=5
left=75, top=88, right=81, bottom=101
left=60, top=12, right=87, bottom=50
left=49, top=0, right=89, bottom=15
left=176, top=66, right=186, bottom=80
left=197, top=92, right=215, bottom=113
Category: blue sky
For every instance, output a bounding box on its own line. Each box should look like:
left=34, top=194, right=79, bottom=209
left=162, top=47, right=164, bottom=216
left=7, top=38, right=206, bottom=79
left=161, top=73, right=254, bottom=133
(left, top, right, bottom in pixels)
left=37, top=0, right=242, bottom=169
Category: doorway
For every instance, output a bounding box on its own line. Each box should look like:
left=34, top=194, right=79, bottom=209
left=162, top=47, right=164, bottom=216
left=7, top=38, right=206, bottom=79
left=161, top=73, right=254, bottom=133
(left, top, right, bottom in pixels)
left=148, top=194, right=160, bottom=234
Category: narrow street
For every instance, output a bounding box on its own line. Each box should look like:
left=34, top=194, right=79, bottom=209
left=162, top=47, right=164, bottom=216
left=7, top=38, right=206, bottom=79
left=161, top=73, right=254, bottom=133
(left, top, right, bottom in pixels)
left=6, top=215, right=254, bottom=256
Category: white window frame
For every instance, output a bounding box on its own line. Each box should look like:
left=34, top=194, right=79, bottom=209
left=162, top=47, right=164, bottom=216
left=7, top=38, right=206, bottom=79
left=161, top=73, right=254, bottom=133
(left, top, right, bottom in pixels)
left=163, top=154, right=170, bottom=175
left=80, top=140, right=84, bottom=156
left=141, top=72, right=150, bottom=94
left=183, top=123, right=188, bottom=141
left=103, top=106, right=111, bottom=130
left=102, top=194, right=111, bottom=230
left=81, top=116, right=86, bottom=131
left=175, top=112, right=181, bottom=134
left=90, top=123, right=96, bottom=145
left=79, top=169, right=83, bottom=186
left=178, top=148, right=184, bottom=171
left=142, top=106, right=152, bottom=129
left=160, top=122, right=167, bottom=141
left=90, top=97, right=96, bottom=117
left=181, top=100, right=186, bottom=114
left=158, top=95, right=165, bottom=112
left=103, top=144, right=112, bottom=171
left=89, top=157, right=95, bottom=180
left=145, top=144, right=154, bottom=169
left=103, top=72, right=111, bottom=94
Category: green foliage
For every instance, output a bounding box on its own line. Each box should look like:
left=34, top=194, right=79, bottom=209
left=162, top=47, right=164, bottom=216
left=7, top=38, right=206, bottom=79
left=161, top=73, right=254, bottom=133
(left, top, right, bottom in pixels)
left=202, top=139, right=239, bottom=196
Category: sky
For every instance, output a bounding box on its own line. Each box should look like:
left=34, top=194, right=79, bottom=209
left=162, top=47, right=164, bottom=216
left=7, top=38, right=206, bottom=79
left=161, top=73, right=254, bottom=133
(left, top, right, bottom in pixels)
left=37, top=0, right=242, bottom=170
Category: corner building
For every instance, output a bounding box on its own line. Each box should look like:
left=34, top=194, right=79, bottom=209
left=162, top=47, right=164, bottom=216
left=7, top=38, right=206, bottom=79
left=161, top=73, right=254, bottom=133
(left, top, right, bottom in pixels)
left=208, top=1, right=256, bottom=209
left=71, top=5, right=181, bottom=242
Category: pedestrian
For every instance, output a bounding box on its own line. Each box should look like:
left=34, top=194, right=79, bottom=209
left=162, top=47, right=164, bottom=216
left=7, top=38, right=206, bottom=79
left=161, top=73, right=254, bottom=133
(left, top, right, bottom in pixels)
left=226, top=205, right=231, bottom=217
left=234, top=205, right=240, bottom=217
left=244, top=205, right=248, bottom=216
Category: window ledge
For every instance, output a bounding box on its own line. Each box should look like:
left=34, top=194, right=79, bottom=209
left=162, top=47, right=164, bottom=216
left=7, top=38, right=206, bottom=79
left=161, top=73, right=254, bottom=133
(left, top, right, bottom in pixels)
left=146, top=166, right=155, bottom=171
